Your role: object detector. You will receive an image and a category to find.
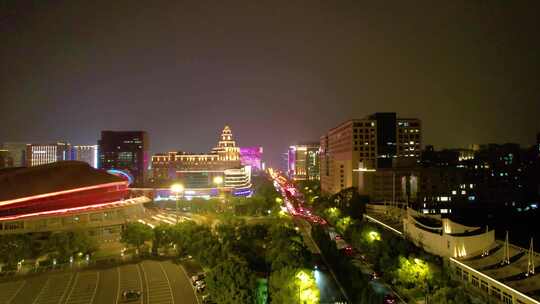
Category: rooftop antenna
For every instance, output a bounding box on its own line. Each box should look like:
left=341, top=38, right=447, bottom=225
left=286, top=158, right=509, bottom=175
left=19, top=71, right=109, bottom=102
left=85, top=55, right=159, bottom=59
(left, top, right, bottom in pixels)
left=527, top=237, right=535, bottom=276
left=482, top=226, right=490, bottom=257
left=503, top=231, right=510, bottom=265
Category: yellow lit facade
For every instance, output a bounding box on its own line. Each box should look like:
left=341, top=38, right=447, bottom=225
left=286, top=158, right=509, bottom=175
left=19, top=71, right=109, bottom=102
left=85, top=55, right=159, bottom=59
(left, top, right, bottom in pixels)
left=151, top=126, right=250, bottom=190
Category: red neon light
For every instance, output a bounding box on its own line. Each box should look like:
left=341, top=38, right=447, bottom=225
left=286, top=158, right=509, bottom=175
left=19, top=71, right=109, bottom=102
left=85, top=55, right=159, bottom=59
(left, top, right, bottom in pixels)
left=0, top=198, right=139, bottom=222
left=0, top=181, right=127, bottom=207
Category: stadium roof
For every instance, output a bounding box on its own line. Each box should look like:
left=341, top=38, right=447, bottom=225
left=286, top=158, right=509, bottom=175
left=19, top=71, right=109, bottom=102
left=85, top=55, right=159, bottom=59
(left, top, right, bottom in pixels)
left=0, top=161, right=123, bottom=201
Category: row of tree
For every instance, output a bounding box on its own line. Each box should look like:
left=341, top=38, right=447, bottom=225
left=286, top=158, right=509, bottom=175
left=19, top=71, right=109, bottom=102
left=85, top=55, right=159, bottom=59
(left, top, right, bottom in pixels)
left=120, top=218, right=320, bottom=304
left=0, top=230, right=98, bottom=269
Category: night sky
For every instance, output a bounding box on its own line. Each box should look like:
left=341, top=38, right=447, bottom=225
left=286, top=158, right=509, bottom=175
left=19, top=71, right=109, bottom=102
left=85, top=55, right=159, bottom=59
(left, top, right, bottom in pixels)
left=1, top=0, right=539, bottom=166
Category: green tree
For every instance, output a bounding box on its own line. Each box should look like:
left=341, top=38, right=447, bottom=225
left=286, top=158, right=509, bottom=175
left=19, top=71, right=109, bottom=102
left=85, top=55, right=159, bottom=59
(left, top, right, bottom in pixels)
left=395, top=256, right=432, bottom=288
left=152, top=224, right=174, bottom=255
left=45, top=230, right=97, bottom=262
left=266, top=224, right=310, bottom=270
left=269, top=267, right=320, bottom=304
left=206, top=258, right=257, bottom=304
left=336, top=216, right=354, bottom=235
left=120, top=222, right=153, bottom=253
left=0, top=234, right=30, bottom=267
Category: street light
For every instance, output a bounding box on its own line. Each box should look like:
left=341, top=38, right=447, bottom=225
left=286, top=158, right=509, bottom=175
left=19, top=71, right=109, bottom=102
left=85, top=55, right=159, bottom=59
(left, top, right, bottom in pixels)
left=213, top=175, right=225, bottom=212
left=170, top=183, right=184, bottom=224
left=368, top=231, right=381, bottom=242
left=213, top=175, right=223, bottom=186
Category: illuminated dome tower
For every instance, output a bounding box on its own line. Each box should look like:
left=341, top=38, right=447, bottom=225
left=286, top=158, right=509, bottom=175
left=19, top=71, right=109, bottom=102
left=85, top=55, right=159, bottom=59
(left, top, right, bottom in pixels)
left=212, top=125, right=240, bottom=161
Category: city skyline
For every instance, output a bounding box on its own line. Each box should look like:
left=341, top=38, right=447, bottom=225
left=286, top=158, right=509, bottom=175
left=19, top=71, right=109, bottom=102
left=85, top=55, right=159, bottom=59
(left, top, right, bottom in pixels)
left=1, top=2, right=540, bottom=303
left=1, top=1, right=540, bottom=167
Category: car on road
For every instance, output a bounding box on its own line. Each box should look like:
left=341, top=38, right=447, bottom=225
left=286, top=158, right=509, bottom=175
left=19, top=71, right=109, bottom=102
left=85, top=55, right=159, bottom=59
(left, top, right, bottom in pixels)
left=370, top=271, right=381, bottom=281
left=340, top=245, right=355, bottom=257
left=122, top=290, right=141, bottom=302
left=383, top=294, right=398, bottom=304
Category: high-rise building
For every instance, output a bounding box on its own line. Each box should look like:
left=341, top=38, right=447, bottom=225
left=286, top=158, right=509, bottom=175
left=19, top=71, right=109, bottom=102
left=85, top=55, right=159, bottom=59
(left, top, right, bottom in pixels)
left=1, top=142, right=27, bottom=167
left=0, top=150, right=13, bottom=169
left=320, top=113, right=421, bottom=194
left=287, top=143, right=320, bottom=181
left=239, top=147, right=264, bottom=173
left=26, top=142, right=71, bottom=167
left=98, top=131, right=148, bottom=185
left=71, top=145, right=98, bottom=168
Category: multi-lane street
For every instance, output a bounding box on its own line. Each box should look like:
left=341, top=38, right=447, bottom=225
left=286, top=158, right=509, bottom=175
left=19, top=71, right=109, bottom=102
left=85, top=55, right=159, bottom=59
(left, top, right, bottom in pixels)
left=0, top=260, right=198, bottom=304
left=268, top=168, right=405, bottom=304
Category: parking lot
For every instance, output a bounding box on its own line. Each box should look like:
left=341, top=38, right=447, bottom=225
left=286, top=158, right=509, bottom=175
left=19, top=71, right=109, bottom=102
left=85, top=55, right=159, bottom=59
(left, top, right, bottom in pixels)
left=0, top=260, right=198, bottom=304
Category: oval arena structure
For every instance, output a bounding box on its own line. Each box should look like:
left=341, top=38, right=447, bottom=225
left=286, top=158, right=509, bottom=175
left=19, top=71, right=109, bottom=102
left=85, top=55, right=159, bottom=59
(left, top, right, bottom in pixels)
left=0, top=161, right=149, bottom=237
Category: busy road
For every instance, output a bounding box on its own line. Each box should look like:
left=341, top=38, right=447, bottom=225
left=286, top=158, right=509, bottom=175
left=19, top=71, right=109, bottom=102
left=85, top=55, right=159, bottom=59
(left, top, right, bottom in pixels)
left=268, top=168, right=403, bottom=304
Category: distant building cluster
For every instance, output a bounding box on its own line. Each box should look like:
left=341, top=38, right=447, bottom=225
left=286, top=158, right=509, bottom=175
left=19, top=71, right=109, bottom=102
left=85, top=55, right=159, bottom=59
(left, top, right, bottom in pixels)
left=0, top=126, right=264, bottom=197
left=0, top=142, right=99, bottom=169
left=286, top=112, right=539, bottom=214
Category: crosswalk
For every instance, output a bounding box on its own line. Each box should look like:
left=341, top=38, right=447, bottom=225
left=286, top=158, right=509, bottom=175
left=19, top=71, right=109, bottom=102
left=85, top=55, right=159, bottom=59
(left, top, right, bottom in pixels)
left=0, top=280, right=25, bottom=304
left=141, top=261, right=174, bottom=304
left=142, top=211, right=185, bottom=228
left=32, top=273, right=74, bottom=304
left=65, top=272, right=99, bottom=304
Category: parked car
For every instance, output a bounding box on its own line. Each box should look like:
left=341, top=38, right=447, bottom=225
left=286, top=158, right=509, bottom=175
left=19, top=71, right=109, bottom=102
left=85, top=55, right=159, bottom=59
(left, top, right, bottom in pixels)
left=121, top=290, right=141, bottom=302
left=202, top=294, right=215, bottom=303
left=191, top=273, right=205, bottom=285
left=196, top=283, right=206, bottom=293
left=195, top=280, right=206, bottom=288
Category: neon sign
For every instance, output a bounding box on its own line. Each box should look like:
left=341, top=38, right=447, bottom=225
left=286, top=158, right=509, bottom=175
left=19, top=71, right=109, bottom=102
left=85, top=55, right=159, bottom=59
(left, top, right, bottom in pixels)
left=107, top=169, right=134, bottom=185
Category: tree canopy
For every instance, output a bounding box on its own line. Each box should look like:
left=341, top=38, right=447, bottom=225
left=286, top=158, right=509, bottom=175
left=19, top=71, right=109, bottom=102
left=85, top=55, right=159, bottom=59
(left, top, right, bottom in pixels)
left=120, top=222, right=153, bottom=252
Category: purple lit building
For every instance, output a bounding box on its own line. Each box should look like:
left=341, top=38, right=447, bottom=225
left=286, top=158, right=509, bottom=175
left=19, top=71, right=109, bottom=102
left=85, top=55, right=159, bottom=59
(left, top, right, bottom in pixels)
left=239, top=147, right=263, bottom=173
